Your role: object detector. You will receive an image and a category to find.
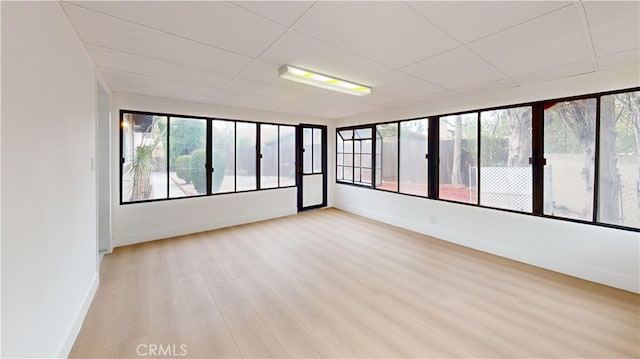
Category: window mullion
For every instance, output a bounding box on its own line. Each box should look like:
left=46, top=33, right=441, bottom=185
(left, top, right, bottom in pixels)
left=592, top=97, right=602, bottom=223
left=532, top=103, right=544, bottom=215
left=428, top=117, right=439, bottom=199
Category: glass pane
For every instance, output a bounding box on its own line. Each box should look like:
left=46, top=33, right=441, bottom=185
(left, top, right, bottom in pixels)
left=260, top=124, right=279, bottom=189
left=480, top=107, right=532, bottom=212
left=339, top=129, right=353, bottom=140
left=344, top=166, right=353, bottom=181
left=212, top=120, right=235, bottom=194
left=598, top=92, right=639, bottom=228
left=122, top=113, right=168, bottom=202
left=303, top=128, right=312, bottom=174
left=355, top=128, right=372, bottom=139
left=544, top=99, right=596, bottom=220
left=399, top=119, right=428, bottom=196
left=375, top=129, right=382, bottom=187
left=354, top=137, right=372, bottom=186
left=344, top=140, right=353, bottom=154
left=361, top=169, right=372, bottom=184
left=169, top=117, right=207, bottom=198
left=279, top=126, right=296, bottom=187
left=362, top=139, right=372, bottom=153
left=344, top=152, right=353, bottom=166
left=236, top=122, right=257, bottom=191
left=121, top=115, right=134, bottom=163
left=439, top=113, right=478, bottom=204
left=361, top=153, right=372, bottom=168
left=337, top=132, right=345, bottom=181
left=313, top=128, right=322, bottom=173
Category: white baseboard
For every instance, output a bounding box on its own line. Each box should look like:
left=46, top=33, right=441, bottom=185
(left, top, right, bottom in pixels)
left=336, top=203, right=640, bottom=294
left=113, top=207, right=297, bottom=248
left=56, top=272, right=99, bottom=358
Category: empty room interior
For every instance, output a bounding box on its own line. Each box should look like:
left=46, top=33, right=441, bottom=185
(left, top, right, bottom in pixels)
left=2, top=1, right=640, bottom=358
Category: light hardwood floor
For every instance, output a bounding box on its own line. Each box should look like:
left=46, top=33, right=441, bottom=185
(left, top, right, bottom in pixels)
left=71, top=208, right=639, bottom=358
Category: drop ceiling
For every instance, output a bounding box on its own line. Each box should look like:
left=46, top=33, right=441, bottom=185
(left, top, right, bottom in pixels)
left=62, top=1, right=640, bottom=120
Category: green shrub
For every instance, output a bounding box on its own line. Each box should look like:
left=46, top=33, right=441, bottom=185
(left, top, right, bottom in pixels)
left=175, top=155, right=191, bottom=183
left=190, top=149, right=206, bottom=194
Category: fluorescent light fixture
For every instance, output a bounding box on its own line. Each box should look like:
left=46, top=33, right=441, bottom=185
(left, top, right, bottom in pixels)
left=278, top=65, right=371, bottom=96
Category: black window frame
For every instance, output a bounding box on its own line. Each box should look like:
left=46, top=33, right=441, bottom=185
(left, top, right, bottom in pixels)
left=336, top=124, right=375, bottom=187
left=119, top=109, right=297, bottom=205
left=336, top=86, right=640, bottom=233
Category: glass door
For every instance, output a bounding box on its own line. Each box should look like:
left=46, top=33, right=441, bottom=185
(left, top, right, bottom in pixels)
left=297, top=124, right=327, bottom=211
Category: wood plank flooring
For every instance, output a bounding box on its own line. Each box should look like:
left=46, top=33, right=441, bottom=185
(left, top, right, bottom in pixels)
left=71, top=208, right=639, bottom=358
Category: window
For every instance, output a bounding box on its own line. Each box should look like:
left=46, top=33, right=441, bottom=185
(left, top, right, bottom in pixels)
left=354, top=129, right=373, bottom=185
left=335, top=87, right=639, bottom=232
left=279, top=126, right=296, bottom=187
left=236, top=122, right=257, bottom=192
left=544, top=99, right=596, bottom=221
left=375, top=123, right=398, bottom=191
left=121, top=111, right=298, bottom=204
left=439, top=113, right=478, bottom=204
left=169, top=117, right=207, bottom=198
left=121, top=113, right=168, bottom=202
left=303, top=127, right=323, bottom=175
left=480, top=107, right=532, bottom=212
left=336, top=129, right=351, bottom=182
left=598, top=91, right=640, bottom=229
left=260, top=124, right=279, bottom=189
left=336, top=128, right=373, bottom=186
left=399, top=119, right=428, bottom=196
left=303, top=128, right=313, bottom=174
left=212, top=120, right=235, bottom=194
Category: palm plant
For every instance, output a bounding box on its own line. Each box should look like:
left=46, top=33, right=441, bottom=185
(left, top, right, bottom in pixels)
left=129, top=119, right=165, bottom=200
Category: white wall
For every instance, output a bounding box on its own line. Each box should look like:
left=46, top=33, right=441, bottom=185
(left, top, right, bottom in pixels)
left=1, top=2, right=98, bottom=357
left=334, top=65, right=640, bottom=293
left=110, top=92, right=332, bottom=246
left=97, top=76, right=112, bottom=254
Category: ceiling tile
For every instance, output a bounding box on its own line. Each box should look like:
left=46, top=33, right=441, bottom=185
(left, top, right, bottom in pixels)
left=455, top=78, right=519, bottom=96
left=468, top=5, right=591, bottom=76
left=100, top=68, right=219, bottom=100
left=402, top=47, right=506, bottom=90
left=292, top=1, right=457, bottom=68
left=408, top=1, right=571, bottom=44
left=414, top=91, right=463, bottom=105
left=306, top=93, right=386, bottom=115
left=584, top=1, right=640, bottom=58
left=238, top=60, right=330, bottom=96
left=69, top=1, right=286, bottom=57
left=357, top=91, right=420, bottom=110
left=314, top=91, right=415, bottom=111
left=86, top=44, right=232, bottom=89
left=116, top=85, right=213, bottom=105
left=225, top=78, right=319, bottom=101
left=512, top=60, right=594, bottom=85
left=597, top=48, right=640, bottom=70
left=260, top=31, right=391, bottom=82
left=367, top=71, right=446, bottom=100
left=276, top=103, right=350, bottom=119
left=209, top=89, right=287, bottom=112
left=62, top=2, right=252, bottom=75
left=230, top=1, right=314, bottom=27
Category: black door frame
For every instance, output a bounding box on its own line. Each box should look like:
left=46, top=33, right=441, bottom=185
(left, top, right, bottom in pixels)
left=296, top=124, right=328, bottom=211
